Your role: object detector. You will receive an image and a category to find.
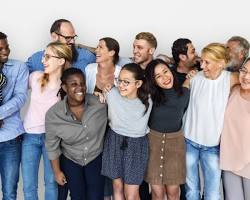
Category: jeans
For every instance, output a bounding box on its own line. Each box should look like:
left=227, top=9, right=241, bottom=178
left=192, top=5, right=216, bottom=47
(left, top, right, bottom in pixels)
left=185, top=139, right=221, bottom=200
left=0, top=136, right=21, bottom=200
left=21, top=133, right=57, bottom=200
left=59, top=154, right=104, bottom=200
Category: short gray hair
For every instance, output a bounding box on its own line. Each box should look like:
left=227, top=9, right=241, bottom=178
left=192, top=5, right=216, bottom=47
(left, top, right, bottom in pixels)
left=228, top=36, right=250, bottom=59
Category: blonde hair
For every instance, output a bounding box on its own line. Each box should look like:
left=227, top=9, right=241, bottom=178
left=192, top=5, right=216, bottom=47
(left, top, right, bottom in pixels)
left=40, top=42, right=72, bottom=91
left=135, top=32, right=157, bottom=49
left=202, top=43, right=230, bottom=65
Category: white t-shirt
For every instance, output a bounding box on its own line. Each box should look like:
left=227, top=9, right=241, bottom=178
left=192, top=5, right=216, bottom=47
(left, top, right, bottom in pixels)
left=183, top=70, right=231, bottom=146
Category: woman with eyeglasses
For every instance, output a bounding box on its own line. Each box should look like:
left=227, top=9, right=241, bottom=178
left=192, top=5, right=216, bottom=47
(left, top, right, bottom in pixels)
left=96, top=63, right=152, bottom=200
left=182, top=43, right=239, bottom=200
left=220, top=58, right=250, bottom=200
left=21, top=42, right=72, bottom=200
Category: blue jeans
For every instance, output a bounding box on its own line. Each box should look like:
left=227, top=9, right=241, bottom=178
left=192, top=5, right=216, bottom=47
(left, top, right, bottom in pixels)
left=21, top=133, right=57, bottom=200
left=0, top=136, right=21, bottom=200
left=185, top=139, right=221, bottom=200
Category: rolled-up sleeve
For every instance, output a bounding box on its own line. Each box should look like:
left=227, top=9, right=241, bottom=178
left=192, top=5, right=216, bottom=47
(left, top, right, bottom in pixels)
left=45, top=109, right=62, bottom=160
left=0, top=62, right=28, bottom=120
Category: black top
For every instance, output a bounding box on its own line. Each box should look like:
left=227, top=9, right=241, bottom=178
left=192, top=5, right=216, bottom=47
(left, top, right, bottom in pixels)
left=149, top=87, right=190, bottom=133
left=172, top=66, right=187, bottom=85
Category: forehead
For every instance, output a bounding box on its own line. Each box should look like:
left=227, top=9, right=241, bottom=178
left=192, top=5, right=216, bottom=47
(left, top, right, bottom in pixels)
left=187, top=43, right=195, bottom=51
left=98, top=40, right=107, bottom=47
left=66, top=74, right=84, bottom=82
left=154, top=63, right=168, bottom=74
left=227, top=40, right=240, bottom=49
left=133, top=39, right=151, bottom=48
left=0, top=39, right=9, bottom=47
left=60, top=22, right=75, bottom=36
left=119, top=69, right=134, bottom=79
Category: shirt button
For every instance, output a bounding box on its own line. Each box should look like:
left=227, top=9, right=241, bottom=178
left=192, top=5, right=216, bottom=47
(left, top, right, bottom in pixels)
left=84, top=125, right=87, bottom=128
left=160, top=156, right=163, bottom=159
left=162, top=140, right=165, bottom=144
left=163, top=134, right=165, bottom=137
left=160, top=165, right=163, bottom=168
left=160, top=174, right=163, bottom=177
left=86, top=137, right=89, bottom=140
left=84, top=147, right=88, bottom=150
left=84, top=158, right=87, bottom=161
left=161, top=148, right=164, bottom=152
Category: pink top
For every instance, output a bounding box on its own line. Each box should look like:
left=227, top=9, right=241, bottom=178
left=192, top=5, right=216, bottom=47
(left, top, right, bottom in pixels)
left=23, top=71, right=60, bottom=134
left=220, top=86, right=250, bottom=178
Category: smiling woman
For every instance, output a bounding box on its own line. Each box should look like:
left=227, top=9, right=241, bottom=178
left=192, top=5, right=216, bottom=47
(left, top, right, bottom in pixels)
left=21, top=42, right=72, bottom=200
left=45, top=68, right=108, bottom=200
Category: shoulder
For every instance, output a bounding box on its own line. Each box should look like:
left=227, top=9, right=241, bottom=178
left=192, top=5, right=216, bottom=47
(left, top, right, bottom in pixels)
left=85, top=63, right=98, bottom=73
left=46, top=100, right=64, bottom=119
left=30, top=50, right=44, bottom=58
left=7, top=59, right=28, bottom=71
left=86, top=94, right=107, bottom=109
left=76, top=48, right=96, bottom=59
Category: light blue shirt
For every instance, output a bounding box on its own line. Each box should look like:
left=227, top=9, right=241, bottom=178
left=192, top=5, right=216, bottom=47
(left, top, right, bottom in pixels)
left=26, top=47, right=96, bottom=73
left=0, top=59, right=29, bottom=142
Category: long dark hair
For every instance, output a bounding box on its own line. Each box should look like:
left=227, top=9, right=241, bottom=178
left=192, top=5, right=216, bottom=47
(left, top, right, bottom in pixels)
left=57, top=68, right=86, bottom=100
left=145, top=59, right=183, bottom=106
left=121, top=63, right=150, bottom=113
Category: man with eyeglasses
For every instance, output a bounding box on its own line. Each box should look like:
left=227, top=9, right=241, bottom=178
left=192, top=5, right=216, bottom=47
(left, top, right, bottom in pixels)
left=26, top=19, right=96, bottom=73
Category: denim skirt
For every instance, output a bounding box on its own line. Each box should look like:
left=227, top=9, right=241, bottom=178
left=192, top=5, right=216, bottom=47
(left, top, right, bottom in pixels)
left=145, top=129, right=186, bottom=185
left=101, top=128, right=149, bottom=185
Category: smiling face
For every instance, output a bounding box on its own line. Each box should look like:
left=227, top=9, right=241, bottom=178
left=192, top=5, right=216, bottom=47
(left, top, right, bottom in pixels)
left=154, top=63, right=174, bottom=89
left=95, top=40, right=114, bottom=64
left=133, top=39, right=154, bottom=68
left=239, top=60, right=250, bottom=90
left=117, top=69, right=142, bottom=99
left=62, top=73, right=86, bottom=105
left=0, top=39, right=10, bottom=64
left=42, top=47, right=64, bottom=75
left=200, top=53, right=225, bottom=79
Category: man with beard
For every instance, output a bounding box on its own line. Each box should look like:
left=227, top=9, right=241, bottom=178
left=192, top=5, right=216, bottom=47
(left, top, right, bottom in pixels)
left=26, top=19, right=96, bottom=73
left=226, top=36, right=249, bottom=72
left=0, top=32, right=29, bottom=199
left=172, top=38, right=198, bottom=85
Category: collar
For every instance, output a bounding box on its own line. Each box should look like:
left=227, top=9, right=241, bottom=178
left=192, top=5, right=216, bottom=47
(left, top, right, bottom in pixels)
left=63, top=96, right=89, bottom=116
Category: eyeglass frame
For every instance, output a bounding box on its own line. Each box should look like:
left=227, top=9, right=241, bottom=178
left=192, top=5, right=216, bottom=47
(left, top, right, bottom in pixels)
left=42, top=54, right=61, bottom=61
left=239, top=67, right=250, bottom=76
left=55, top=32, right=78, bottom=42
left=115, top=78, right=138, bottom=87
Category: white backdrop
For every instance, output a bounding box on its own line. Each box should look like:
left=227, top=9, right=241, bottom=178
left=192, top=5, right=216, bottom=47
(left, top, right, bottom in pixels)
left=1, top=0, right=249, bottom=62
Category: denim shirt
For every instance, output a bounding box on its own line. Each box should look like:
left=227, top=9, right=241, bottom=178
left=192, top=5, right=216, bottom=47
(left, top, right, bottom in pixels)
left=26, top=47, right=96, bottom=73
left=0, top=59, right=29, bottom=142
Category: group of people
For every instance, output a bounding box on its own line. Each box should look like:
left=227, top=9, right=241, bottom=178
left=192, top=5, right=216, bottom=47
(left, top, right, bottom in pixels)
left=0, top=18, right=249, bottom=200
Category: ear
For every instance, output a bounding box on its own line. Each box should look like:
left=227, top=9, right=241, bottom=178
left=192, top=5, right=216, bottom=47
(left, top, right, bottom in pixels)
left=62, top=84, right=67, bottom=93
left=51, top=32, right=58, bottom=42
left=219, top=60, right=226, bottom=69
left=136, top=80, right=143, bottom=88
left=58, top=58, right=66, bottom=66
left=149, top=47, right=155, bottom=55
left=109, top=50, right=115, bottom=57
left=179, top=54, right=187, bottom=62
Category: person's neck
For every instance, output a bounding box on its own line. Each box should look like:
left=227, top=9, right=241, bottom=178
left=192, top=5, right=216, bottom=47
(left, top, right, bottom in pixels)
left=177, top=63, right=192, bottom=74
left=240, top=88, right=250, bottom=101
left=98, top=61, right=115, bottom=75
left=140, top=57, right=153, bottom=70
left=47, top=70, right=61, bottom=87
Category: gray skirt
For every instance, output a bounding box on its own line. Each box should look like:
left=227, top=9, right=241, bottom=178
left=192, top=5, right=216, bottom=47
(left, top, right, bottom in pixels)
left=101, top=129, right=149, bottom=185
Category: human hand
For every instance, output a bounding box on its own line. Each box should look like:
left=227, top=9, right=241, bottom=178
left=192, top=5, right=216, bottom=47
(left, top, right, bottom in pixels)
left=94, top=92, right=106, bottom=104
left=55, top=171, right=67, bottom=186
left=186, top=69, right=198, bottom=80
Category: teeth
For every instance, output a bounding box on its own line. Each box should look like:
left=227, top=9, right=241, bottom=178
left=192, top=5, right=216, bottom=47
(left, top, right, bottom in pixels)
left=76, top=92, right=83, bottom=95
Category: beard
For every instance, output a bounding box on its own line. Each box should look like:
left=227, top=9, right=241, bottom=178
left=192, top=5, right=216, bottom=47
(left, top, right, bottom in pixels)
left=70, top=44, right=79, bottom=63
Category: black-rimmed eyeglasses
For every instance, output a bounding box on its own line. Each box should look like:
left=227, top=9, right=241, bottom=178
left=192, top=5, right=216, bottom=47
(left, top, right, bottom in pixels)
left=55, top=32, right=78, bottom=42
